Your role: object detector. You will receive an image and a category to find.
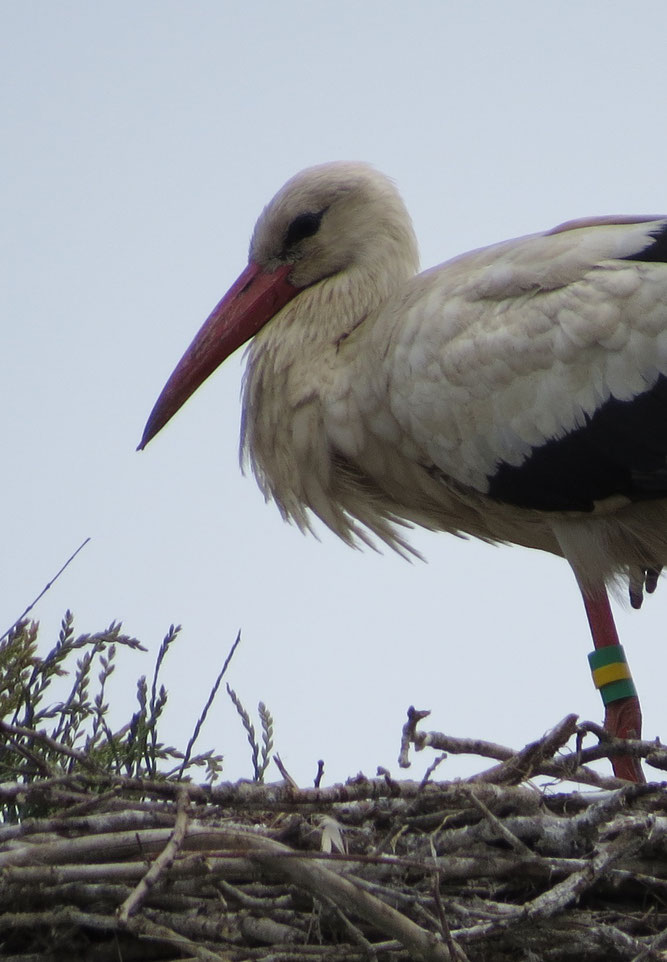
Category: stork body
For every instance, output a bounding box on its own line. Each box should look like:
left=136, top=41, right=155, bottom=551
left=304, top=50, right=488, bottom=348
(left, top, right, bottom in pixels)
left=141, top=163, right=667, bottom=782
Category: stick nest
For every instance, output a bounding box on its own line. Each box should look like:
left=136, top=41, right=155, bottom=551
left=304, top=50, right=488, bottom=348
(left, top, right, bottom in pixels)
left=2, top=615, right=667, bottom=961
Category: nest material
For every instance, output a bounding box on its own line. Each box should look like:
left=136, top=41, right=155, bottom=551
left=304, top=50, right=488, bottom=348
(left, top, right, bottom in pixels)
left=2, top=713, right=667, bottom=962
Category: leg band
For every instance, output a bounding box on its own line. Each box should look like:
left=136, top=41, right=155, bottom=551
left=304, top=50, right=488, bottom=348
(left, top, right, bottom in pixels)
left=588, top=644, right=637, bottom=705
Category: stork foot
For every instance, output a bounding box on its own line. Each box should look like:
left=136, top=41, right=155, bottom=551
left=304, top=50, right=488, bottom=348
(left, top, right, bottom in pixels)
left=604, top=695, right=644, bottom=783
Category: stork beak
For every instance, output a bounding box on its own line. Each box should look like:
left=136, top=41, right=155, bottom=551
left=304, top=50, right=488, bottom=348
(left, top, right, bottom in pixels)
left=138, top=262, right=298, bottom=450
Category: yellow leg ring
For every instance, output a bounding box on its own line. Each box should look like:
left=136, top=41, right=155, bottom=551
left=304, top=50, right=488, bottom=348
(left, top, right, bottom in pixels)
left=592, top=662, right=632, bottom=689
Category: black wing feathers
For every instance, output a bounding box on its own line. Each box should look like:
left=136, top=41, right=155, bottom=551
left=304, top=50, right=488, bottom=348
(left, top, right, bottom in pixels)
left=622, top=223, right=667, bottom=263
left=488, top=376, right=667, bottom=511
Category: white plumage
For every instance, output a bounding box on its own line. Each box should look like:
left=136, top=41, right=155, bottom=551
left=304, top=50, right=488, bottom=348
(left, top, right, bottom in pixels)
left=141, top=162, right=667, bottom=781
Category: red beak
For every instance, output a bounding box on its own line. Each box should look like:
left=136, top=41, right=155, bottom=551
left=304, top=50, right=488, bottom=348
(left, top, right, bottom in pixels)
left=139, top=262, right=299, bottom=450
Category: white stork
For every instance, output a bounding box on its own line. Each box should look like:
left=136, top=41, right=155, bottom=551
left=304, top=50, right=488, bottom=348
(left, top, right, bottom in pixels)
left=140, top=162, right=667, bottom=783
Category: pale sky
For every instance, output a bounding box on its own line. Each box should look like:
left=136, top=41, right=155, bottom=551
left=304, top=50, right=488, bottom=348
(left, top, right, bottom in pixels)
left=4, top=1, right=667, bottom=786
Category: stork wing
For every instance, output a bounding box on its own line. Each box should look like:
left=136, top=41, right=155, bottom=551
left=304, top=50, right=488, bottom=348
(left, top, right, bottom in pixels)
left=378, top=217, right=667, bottom=511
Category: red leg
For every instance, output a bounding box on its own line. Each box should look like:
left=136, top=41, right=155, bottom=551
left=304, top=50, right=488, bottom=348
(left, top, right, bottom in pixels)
left=581, top=588, right=644, bottom=783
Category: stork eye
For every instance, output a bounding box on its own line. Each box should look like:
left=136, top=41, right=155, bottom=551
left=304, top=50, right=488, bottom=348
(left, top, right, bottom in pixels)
left=285, top=210, right=325, bottom=248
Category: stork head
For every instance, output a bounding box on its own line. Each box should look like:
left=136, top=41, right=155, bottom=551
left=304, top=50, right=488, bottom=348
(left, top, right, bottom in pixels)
left=249, top=162, right=417, bottom=287
left=138, top=162, right=417, bottom=450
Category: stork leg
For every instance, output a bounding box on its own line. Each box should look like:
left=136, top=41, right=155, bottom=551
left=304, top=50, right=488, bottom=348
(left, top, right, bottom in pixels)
left=580, top=587, right=644, bottom=783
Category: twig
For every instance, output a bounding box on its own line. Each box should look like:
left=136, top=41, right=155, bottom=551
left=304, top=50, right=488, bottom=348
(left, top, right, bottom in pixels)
left=0, top=720, right=101, bottom=771
left=127, top=915, right=236, bottom=961
left=274, top=753, right=299, bottom=788
left=524, top=818, right=650, bottom=919
left=432, top=875, right=471, bottom=962
left=117, top=787, right=190, bottom=920
left=630, top=923, right=667, bottom=960
left=420, top=753, right=448, bottom=788
left=402, top=711, right=628, bottom=789
left=469, top=715, right=579, bottom=785
left=0, top=538, right=91, bottom=642
left=237, top=830, right=452, bottom=962
left=178, top=631, right=242, bottom=778
left=399, top=706, right=431, bottom=768
left=462, top=788, right=534, bottom=857
left=330, top=901, right=379, bottom=960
